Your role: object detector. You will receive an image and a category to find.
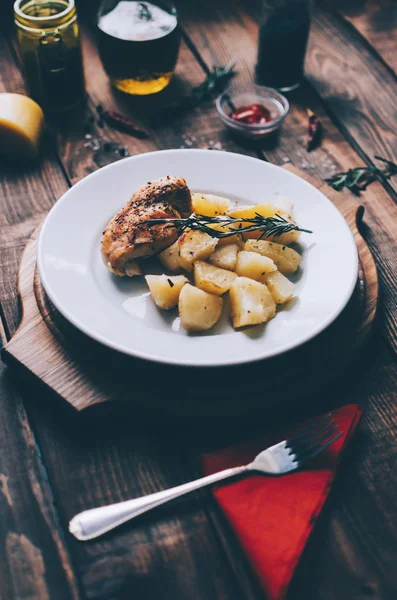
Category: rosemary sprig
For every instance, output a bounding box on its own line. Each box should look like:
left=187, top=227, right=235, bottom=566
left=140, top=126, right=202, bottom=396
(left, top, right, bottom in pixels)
left=191, top=58, right=237, bottom=104
left=325, top=155, right=397, bottom=195
left=145, top=213, right=312, bottom=240
left=138, top=2, right=152, bottom=20
left=151, top=59, right=237, bottom=126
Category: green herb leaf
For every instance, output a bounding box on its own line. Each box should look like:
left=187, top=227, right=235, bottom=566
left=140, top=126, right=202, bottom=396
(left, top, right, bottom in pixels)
left=139, top=3, right=152, bottom=20
left=191, top=58, right=237, bottom=104
left=151, top=59, right=237, bottom=126
left=325, top=156, right=397, bottom=195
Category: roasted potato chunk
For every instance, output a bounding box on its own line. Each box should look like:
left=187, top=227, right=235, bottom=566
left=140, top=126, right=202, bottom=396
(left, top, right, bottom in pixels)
left=227, top=203, right=276, bottom=240
left=244, top=240, right=301, bottom=274
left=207, top=222, right=244, bottom=247
left=158, top=240, right=181, bottom=272
left=179, top=230, right=218, bottom=272
left=179, top=284, right=223, bottom=331
left=235, top=251, right=277, bottom=281
left=227, top=203, right=300, bottom=243
left=145, top=274, right=188, bottom=310
left=229, top=277, right=276, bottom=328
left=268, top=224, right=301, bottom=245
left=264, top=271, right=295, bottom=304
left=194, top=261, right=237, bottom=295
left=192, top=193, right=230, bottom=216
left=227, top=203, right=276, bottom=220
left=209, top=243, right=240, bottom=271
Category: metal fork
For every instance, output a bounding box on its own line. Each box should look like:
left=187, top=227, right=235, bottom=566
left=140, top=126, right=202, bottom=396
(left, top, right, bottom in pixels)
left=69, top=416, right=341, bottom=541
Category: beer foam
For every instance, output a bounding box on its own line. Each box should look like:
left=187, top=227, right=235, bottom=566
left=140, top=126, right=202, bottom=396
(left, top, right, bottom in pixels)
left=98, top=1, right=177, bottom=42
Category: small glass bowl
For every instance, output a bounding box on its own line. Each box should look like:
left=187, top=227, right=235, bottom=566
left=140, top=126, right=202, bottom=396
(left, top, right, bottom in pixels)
left=216, top=87, right=289, bottom=139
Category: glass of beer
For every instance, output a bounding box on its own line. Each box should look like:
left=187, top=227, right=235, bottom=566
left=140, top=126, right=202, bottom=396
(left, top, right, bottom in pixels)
left=97, top=0, right=180, bottom=95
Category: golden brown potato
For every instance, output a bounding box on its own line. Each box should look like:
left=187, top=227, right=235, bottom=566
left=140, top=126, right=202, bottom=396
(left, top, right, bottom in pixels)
left=192, top=193, right=231, bottom=216
left=209, top=243, right=240, bottom=271
left=227, top=203, right=276, bottom=220
left=244, top=240, right=301, bottom=274
left=267, top=225, right=300, bottom=245
left=206, top=222, right=244, bottom=247
left=178, top=229, right=218, bottom=272
left=264, top=271, right=295, bottom=304
left=227, top=203, right=300, bottom=243
left=194, top=261, right=237, bottom=295
left=229, top=277, right=276, bottom=328
left=158, top=240, right=181, bottom=272
left=178, top=284, right=223, bottom=331
left=145, top=274, right=188, bottom=310
left=235, top=251, right=277, bottom=282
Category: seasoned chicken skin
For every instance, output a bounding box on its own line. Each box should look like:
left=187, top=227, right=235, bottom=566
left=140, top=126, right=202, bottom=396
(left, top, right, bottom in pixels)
left=102, top=176, right=192, bottom=276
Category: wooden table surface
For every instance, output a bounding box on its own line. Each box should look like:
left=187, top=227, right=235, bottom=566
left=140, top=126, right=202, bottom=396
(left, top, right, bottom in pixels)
left=1, top=0, right=397, bottom=598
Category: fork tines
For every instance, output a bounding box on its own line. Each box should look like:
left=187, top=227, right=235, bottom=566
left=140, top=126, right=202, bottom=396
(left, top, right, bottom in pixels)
left=286, top=416, right=342, bottom=466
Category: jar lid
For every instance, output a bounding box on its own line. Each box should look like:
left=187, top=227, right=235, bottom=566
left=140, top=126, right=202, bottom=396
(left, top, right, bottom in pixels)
left=14, top=0, right=76, bottom=30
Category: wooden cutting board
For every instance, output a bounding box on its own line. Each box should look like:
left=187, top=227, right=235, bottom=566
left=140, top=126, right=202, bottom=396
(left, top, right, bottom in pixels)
left=2, top=166, right=378, bottom=415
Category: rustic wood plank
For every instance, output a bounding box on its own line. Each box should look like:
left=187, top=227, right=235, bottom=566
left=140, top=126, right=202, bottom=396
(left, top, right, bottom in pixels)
left=0, top=321, right=81, bottom=599
left=0, top=36, right=70, bottom=334
left=335, top=0, right=397, bottom=76
left=0, top=36, right=83, bottom=600
left=0, top=29, right=253, bottom=600
left=307, top=5, right=397, bottom=195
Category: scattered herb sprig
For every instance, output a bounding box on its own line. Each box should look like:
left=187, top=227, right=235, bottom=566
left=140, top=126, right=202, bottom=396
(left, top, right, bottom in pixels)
left=145, top=213, right=312, bottom=241
left=325, top=155, right=397, bottom=195
left=191, top=58, right=237, bottom=104
left=152, top=59, right=237, bottom=125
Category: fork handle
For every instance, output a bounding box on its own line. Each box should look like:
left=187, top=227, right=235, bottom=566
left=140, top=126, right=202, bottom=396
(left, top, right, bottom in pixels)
left=69, top=465, right=248, bottom=541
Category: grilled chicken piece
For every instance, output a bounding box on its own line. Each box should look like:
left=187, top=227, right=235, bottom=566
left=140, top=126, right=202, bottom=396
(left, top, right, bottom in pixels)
left=102, top=176, right=192, bottom=277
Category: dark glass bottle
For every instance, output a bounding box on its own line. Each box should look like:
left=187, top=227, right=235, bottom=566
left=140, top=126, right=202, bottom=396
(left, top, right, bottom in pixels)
left=255, top=0, right=312, bottom=92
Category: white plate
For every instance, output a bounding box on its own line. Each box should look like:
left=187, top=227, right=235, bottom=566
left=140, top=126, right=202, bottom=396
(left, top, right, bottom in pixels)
left=37, top=149, right=358, bottom=367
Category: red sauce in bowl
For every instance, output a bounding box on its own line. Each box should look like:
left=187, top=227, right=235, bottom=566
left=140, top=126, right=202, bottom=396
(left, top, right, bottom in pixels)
left=231, top=103, right=272, bottom=125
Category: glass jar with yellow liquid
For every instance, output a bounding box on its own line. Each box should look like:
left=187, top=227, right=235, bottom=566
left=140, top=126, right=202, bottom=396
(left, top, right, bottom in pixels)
left=97, top=1, right=180, bottom=95
left=14, top=0, right=85, bottom=112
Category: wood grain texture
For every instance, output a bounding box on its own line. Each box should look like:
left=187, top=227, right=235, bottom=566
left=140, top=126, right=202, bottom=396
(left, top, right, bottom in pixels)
left=3, top=168, right=378, bottom=414
left=0, top=36, right=69, bottom=335
left=335, top=0, right=397, bottom=75
left=307, top=6, right=397, bottom=195
left=0, top=316, right=81, bottom=600
left=0, top=34, right=86, bottom=600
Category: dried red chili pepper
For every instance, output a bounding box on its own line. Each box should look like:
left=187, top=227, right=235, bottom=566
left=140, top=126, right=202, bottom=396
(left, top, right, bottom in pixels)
left=231, top=103, right=272, bottom=125
left=102, top=110, right=150, bottom=139
left=306, top=108, right=322, bottom=152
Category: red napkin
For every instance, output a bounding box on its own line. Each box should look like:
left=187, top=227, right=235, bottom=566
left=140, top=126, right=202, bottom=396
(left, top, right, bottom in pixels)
left=201, top=404, right=361, bottom=600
